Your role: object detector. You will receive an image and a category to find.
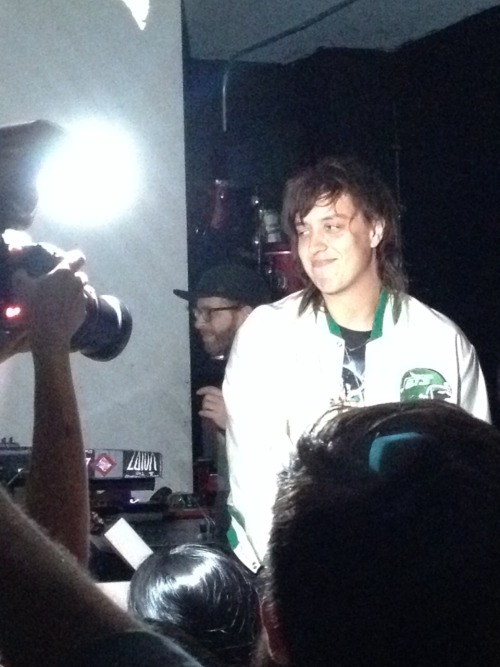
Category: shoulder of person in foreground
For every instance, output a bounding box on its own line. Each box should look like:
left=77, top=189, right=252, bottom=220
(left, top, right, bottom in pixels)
left=65, top=629, right=212, bottom=667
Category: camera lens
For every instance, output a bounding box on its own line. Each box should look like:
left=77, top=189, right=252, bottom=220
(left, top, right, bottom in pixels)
left=70, top=291, right=133, bottom=361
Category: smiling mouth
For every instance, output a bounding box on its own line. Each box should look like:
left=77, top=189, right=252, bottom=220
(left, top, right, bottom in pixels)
left=311, top=258, right=335, bottom=268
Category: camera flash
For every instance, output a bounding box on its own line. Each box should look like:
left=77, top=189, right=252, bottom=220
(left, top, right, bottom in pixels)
left=5, top=306, right=22, bottom=319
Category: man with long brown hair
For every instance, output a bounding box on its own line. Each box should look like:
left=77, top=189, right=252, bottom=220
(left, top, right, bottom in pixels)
left=223, top=156, right=489, bottom=571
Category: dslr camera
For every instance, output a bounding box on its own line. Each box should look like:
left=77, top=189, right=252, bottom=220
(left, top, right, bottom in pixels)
left=0, top=119, right=132, bottom=361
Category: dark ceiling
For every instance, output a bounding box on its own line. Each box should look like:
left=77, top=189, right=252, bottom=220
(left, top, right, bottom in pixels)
left=183, top=0, right=500, bottom=63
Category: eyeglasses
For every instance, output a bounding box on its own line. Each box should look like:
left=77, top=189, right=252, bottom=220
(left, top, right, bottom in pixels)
left=190, top=305, right=241, bottom=323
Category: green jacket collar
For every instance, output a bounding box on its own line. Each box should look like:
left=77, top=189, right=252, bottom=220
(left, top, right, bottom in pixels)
left=325, top=289, right=388, bottom=340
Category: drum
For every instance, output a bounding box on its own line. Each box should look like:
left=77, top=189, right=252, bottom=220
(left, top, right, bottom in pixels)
left=263, top=242, right=304, bottom=297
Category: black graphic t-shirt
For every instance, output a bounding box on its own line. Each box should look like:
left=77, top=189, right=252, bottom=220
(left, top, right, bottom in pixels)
left=325, top=290, right=388, bottom=409
left=338, top=325, right=371, bottom=405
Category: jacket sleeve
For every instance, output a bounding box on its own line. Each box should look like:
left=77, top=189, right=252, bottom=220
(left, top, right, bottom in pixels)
left=456, top=332, right=491, bottom=423
left=223, top=306, right=294, bottom=570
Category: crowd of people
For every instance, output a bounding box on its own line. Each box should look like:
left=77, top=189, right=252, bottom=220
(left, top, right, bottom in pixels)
left=1, top=120, right=498, bottom=667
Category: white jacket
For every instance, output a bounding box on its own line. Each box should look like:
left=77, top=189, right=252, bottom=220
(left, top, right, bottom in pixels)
left=223, top=290, right=490, bottom=571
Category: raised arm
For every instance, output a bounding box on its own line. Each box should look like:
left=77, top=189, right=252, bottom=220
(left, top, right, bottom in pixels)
left=14, top=251, right=90, bottom=565
left=0, top=482, right=142, bottom=667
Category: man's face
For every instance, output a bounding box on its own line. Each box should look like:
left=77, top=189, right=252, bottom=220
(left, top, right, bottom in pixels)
left=193, top=296, right=247, bottom=358
left=296, top=193, right=383, bottom=305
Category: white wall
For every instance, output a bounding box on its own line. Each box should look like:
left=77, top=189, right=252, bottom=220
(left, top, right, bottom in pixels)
left=0, top=0, right=192, bottom=492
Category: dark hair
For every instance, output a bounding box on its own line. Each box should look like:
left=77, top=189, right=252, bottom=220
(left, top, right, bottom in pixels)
left=129, top=544, right=259, bottom=666
left=282, top=156, right=407, bottom=314
left=262, top=401, right=500, bottom=667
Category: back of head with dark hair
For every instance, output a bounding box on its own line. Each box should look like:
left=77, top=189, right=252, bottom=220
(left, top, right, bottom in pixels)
left=281, top=156, right=407, bottom=313
left=129, top=544, right=259, bottom=667
left=262, top=401, right=500, bottom=667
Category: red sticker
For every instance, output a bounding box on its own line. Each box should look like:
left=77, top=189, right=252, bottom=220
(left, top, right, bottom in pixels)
left=93, top=453, right=116, bottom=476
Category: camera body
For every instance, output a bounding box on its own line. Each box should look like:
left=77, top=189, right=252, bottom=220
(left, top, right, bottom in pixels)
left=0, top=238, right=132, bottom=361
left=0, top=119, right=132, bottom=361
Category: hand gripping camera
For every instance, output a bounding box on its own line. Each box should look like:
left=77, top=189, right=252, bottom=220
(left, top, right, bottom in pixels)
left=0, top=239, right=132, bottom=361
left=0, top=119, right=132, bottom=361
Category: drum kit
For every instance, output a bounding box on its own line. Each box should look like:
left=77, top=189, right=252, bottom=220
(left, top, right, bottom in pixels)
left=195, top=179, right=304, bottom=299
left=249, top=189, right=304, bottom=299
left=261, top=241, right=304, bottom=297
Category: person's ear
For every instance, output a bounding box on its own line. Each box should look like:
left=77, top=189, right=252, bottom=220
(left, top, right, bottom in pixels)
left=370, top=218, right=384, bottom=248
left=260, top=599, right=290, bottom=665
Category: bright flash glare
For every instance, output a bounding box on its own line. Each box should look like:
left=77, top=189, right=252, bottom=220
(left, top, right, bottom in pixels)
left=37, top=120, right=140, bottom=227
left=5, top=306, right=21, bottom=319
